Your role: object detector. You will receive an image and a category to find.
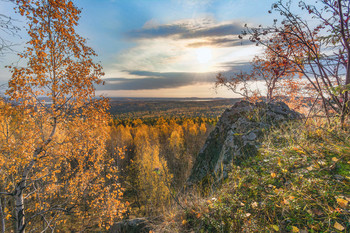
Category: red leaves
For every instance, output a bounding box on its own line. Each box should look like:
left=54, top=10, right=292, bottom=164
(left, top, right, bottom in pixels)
left=345, top=16, right=349, bottom=24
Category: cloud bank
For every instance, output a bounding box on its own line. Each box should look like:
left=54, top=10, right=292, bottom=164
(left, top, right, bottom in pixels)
left=99, top=62, right=252, bottom=91
left=101, top=17, right=259, bottom=93
left=125, top=17, right=246, bottom=49
left=127, top=21, right=244, bottom=41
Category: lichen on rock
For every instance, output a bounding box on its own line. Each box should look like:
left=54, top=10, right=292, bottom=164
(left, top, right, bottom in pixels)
left=187, top=100, right=301, bottom=186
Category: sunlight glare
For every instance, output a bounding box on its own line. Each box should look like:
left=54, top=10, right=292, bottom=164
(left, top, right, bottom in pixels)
left=196, top=47, right=212, bottom=64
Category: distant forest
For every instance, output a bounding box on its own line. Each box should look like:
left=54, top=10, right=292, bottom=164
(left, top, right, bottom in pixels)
left=109, top=98, right=240, bottom=119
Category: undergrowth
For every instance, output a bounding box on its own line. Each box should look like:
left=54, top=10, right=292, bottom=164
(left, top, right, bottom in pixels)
left=152, top=118, right=350, bottom=232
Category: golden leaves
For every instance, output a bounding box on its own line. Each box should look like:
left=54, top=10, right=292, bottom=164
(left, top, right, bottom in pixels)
left=271, top=225, right=279, bottom=231
left=336, top=198, right=348, bottom=208
left=332, top=157, right=339, bottom=162
left=291, top=226, right=299, bottom=232
left=10, top=0, right=104, bottom=109
left=334, top=222, right=345, bottom=231
left=0, top=0, right=123, bottom=231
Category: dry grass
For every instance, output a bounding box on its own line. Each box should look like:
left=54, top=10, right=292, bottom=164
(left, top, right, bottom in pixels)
left=151, top=118, right=350, bottom=232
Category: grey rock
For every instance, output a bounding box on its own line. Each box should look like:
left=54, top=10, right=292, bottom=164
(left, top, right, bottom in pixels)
left=187, top=100, right=301, bottom=186
left=109, top=218, right=150, bottom=233
left=244, top=132, right=257, bottom=141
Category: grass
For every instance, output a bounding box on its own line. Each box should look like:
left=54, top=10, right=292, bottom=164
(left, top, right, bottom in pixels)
left=152, top=118, right=350, bottom=232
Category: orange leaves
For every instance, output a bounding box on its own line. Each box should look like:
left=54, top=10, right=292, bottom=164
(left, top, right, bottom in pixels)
left=0, top=0, right=122, bottom=232
left=334, top=221, right=345, bottom=231
left=336, top=198, right=349, bottom=208
left=216, top=32, right=308, bottom=107
left=9, top=0, right=104, bottom=110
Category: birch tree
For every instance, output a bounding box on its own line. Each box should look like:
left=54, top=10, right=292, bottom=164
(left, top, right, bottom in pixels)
left=0, top=0, right=127, bottom=232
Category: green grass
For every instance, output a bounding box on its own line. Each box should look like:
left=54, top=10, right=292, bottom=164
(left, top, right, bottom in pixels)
left=153, top=119, right=350, bottom=232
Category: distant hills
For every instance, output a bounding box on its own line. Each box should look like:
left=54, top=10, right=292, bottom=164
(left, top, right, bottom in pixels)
left=108, top=98, right=241, bottom=119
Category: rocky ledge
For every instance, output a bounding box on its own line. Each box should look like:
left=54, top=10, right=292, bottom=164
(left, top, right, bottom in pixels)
left=187, top=100, right=301, bottom=186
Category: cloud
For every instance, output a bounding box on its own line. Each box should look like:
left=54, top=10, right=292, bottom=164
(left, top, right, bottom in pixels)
left=187, top=37, right=250, bottom=48
left=126, top=24, right=189, bottom=39
left=99, top=61, right=253, bottom=91
left=177, top=0, right=213, bottom=7
left=103, top=16, right=262, bottom=93
left=99, top=70, right=215, bottom=90
left=113, top=17, right=260, bottom=75
left=180, top=23, right=243, bottom=39
left=126, top=18, right=244, bottom=44
left=217, top=61, right=252, bottom=71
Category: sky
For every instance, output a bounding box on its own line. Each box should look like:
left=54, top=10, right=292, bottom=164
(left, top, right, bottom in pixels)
left=0, top=0, right=279, bottom=98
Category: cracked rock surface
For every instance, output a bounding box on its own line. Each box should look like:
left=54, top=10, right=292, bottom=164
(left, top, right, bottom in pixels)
left=187, top=100, right=301, bottom=186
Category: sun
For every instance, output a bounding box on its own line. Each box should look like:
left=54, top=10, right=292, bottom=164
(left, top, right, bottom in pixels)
left=196, top=47, right=212, bottom=64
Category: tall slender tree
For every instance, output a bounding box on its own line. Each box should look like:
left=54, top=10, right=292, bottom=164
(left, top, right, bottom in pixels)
left=0, top=0, right=126, bottom=232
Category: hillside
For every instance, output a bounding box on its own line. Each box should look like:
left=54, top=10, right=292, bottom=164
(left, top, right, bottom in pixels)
left=151, top=117, right=350, bottom=232
left=108, top=101, right=350, bottom=233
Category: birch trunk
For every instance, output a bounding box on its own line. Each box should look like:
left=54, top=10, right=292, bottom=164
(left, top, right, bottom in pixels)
left=0, top=197, right=5, bottom=233
left=14, top=184, right=25, bottom=233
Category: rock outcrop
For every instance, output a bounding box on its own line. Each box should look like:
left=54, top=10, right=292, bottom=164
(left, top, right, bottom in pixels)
left=187, top=100, right=301, bottom=185
left=109, top=218, right=150, bottom=233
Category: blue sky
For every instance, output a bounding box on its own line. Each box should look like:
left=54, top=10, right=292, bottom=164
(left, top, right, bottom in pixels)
left=0, top=0, right=278, bottom=98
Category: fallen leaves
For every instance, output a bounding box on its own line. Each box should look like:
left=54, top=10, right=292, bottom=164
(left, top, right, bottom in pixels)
left=334, top=221, right=345, bottom=231
left=291, top=226, right=299, bottom=233
left=332, top=157, right=339, bottom=162
left=336, top=198, right=348, bottom=208
left=271, top=225, right=279, bottom=231
left=251, top=202, right=258, bottom=208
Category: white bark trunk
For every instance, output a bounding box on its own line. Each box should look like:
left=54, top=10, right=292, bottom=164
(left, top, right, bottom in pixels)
left=14, top=121, right=56, bottom=233
left=0, top=197, right=5, bottom=233
left=14, top=184, right=25, bottom=233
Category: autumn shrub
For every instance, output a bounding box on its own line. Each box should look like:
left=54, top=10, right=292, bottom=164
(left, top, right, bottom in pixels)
left=154, top=118, right=350, bottom=232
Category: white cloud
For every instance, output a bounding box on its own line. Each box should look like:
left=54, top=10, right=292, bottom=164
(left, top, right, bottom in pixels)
left=105, top=16, right=264, bottom=96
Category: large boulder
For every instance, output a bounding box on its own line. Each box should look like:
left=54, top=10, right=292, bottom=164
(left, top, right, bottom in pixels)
left=109, top=218, right=150, bottom=233
left=187, top=100, right=301, bottom=186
